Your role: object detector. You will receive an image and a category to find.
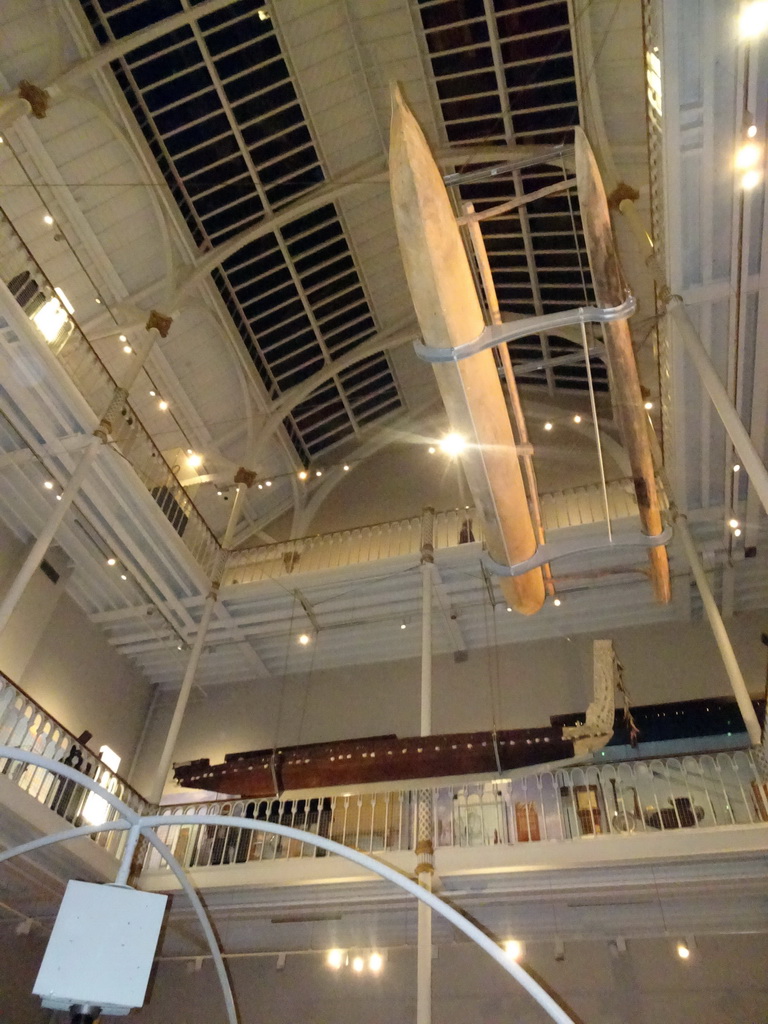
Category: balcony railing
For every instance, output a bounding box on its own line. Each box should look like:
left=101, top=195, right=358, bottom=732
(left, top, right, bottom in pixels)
left=0, top=205, right=221, bottom=577
left=0, top=670, right=151, bottom=860
left=143, top=749, right=768, bottom=872
left=224, top=479, right=641, bottom=586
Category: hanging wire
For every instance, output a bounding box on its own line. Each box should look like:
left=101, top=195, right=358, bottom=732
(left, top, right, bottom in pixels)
left=562, top=151, right=613, bottom=541
left=295, top=633, right=318, bottom=747
left=271, top=591, right=297, bottom=753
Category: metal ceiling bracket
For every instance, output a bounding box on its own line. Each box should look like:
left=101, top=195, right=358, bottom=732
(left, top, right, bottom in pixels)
left=412, top=294, right=636, bottom=364
left=481, top=524, right=673, bottom=578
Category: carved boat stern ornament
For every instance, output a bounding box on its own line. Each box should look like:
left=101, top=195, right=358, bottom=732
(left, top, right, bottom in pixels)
left=561, top=639, right=618, bottom=755
left=389, top=84, right=544, bottom=615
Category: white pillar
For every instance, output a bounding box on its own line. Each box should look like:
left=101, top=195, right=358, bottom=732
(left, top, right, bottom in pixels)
left=0, top=436, right=100, bottom=635
left=149, top=484, right=247, bottom=804
left=674, top=513, right=761, bottom=745
left=0, top=317, right=168, bottom=637
left=416, top=507, right=435, bottom=1024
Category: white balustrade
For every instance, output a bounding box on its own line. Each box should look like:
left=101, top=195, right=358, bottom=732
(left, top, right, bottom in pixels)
left=145, top=749, right=768, bottom=872
left=0, top=671, right=151, bottom=860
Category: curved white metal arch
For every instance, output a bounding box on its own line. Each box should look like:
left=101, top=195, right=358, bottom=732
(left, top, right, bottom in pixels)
left=0, top=746, right=578, bottom=1024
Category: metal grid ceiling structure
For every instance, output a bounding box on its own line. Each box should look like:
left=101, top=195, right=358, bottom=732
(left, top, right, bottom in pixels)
left=79, top=0, right=403, bottom=461
left=418, top=0, right=605, bottom=392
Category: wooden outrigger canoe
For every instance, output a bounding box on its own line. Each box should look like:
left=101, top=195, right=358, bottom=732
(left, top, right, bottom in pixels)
left=389, top=85, right=545, bottom=615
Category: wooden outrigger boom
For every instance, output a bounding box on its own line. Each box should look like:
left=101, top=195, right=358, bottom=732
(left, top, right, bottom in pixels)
left=574, top=128, right=671, bottom=603
left=389, top=85, right=545, bottom=615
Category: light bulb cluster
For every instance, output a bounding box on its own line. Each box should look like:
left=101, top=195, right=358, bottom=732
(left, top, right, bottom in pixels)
left=326, top=949, right=384, bottom=974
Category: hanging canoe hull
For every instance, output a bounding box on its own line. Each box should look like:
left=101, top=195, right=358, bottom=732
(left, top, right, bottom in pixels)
left=389, top=86, right=544, bottom=615
left=574, top=127, right=670, bottom=603
left=174, top=727, right=576, bottom=797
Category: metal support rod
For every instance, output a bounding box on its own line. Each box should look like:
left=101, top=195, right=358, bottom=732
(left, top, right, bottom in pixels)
left=0, top=436, right=100, bottom=634
left=149, top=485, right=246, bottom=804
left=619, top=198, right=768, bottom=519
left=580, top=321, right=613, bottom=541
left=464, top=203, right=554, bottom=595
left=674, top=514, right=761, bottom=745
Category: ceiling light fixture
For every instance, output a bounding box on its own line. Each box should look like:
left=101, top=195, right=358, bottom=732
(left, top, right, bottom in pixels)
left=573, top=414, right=582, bottom=423
left=729, top=518, right=740, bottom=528
left=120, top=573, right=128, bottom=581
left=747, top=124, right=758, bottom=138
left=186, top=452, right=203, bottom=469
left=676, top=941, right=690, bottom=960
left=553, top=598, right=562, bottom=607
left=298, top=470, right=308, bottom=480
left=315, top=470, right=322, bottom=477
left=343, top=464, right=350, bottom=471
left=106, top=557, right=116, bottom=566
left=733, top=463, right=741, bottom=472
left=326, top=949, right=344, bottom=970
left=428, top=446, right=436, bottom=454
left=123, top=344, right=132, bottom=354
left=43, top=213, right=54, bottom=225
left=544, top=421, right=553, bottom=431
left=55, top=494, right=62, bottom=500
left=735, top=141, right=762, bottom=170
left=439, top=432, right=467, bottom=456
left=503, top=939, right=523, bottom=961
left=739, top=2, right=768, bottom=40
left=734, top=527, right=742, bottom=537
left=644, top=400, right=654, bottom=410
left=298, top=633, right=311, bottom=646
left=149, top=389, right=156, bottom=397
left=368, top=952, right=383, bottom=973
left=400, top=620, right=407, bottom=630
left=351, top=956, right=364, bottom=973
left=158, top=399, right=168, bottom=410
left=43, top=480, right=54, bottom=490
left=265, top=479, right=272, bottom=487
left=119, top=334, right=127, bottom=342
left=741, top=168, right=762, bottom=190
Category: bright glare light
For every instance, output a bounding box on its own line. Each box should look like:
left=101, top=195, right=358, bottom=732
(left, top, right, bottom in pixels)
left=149, top=389, right=156, bottom=397
left=544, top=421, right=553, bottom=431
left=343, top=464, right=350, bottom=471
left=352, top=956, right=364, bottom=973
left=734, top=464, right=741, bottom=472
left=573, top=414, right=582, bottom=424
left=729, top=518, right=740, bottom=528
left=265, top=479, right=272, bottom=487
left=119, top=334, right=127, bottom=342
left=32, top=297, right=69, bottom=343
left=106, top=557, right=117, bottom=566
left=54, top=287, right=74, bottom=314
left=315, top=469, right=323, bottom=477
left=186, top=452, right=203, bottom=469
left=553, top=597, right=562, bottom=607
left=369, top=952, right=384, bottom=973
left=43, top=213, right=54, bottom=225
left=748, top=124, right=759, bottom=138
left=735, top=142, right=762, bottom=170
left=439, top=432, right=467, bottom=456
left=428, top=446, right=436, bottom=454
left=400, top=622, right=407, bottom=630
left=298, top=633, right=311, bottom=646
left=82, top=745, right=121, bottom=826
left=506, top=606, right=512, bottom=613
left=734, top=527, right=742, bottom=537
left=676, top=942, right=690, bottom=960
left=123, top=344, right=132, bottom=354
left=741, top=169, right=762, bottom=190
left=43, top=480, right=54, bottom=490
left=503, top=940, right=523, bottom=961
left=326, top=949, right=344, bottom=970
left=158, top=399, right=168, bottom=410
left=739, top=1, right=768, bottom=40
left=257, top=6, right=270, bottom=19
left=298, top=470, right=308, bottom=480
left=644, top=400, right=653, bottom=410
left=120, top=573, right=128, bottom=581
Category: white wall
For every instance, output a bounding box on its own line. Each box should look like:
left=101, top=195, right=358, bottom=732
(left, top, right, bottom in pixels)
left=0, top=520, right=153, bottom=786
left=134, top=611, right=768, bottom=799
left=126, top=934, right=768, bottom=1024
